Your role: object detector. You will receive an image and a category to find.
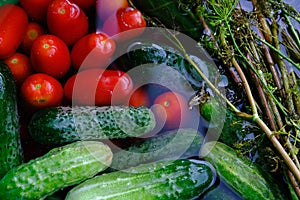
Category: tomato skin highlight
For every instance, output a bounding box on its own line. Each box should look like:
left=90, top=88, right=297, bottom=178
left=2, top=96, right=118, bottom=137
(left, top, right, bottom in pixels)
left=0, top=4, right=28, bottom=59
left=21, top=73, right=64, bottom=111
left=21, top=22, right=45, bottom=54
left=47, top=0, right=89, bottom=46
left=30, top=34, right=71, bottom=78
left=153, top=91, right=190, bottom=130
left=71, top=32, right=116, bottom=71
left=102, top=7, right=146, bottom=41
left=20, top=0, right=53, bottom=22
left=3, top=52, right=32, bottom=85
left=64, top=69, right=133, bottom=106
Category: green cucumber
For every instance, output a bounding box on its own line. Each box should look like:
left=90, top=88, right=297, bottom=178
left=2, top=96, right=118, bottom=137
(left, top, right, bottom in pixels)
left=0, top=63, right=23, bottom=178
left=109, top=128, right=204, bottom=171
left=0, top=141, right=112, bottom=200
left=66, top=159, right=216, bottom=200
left=117, top=42, right=213, bottom=91
left=28, top=105, right=156, bottom=144
left=200, top=141, right=286, bottom=200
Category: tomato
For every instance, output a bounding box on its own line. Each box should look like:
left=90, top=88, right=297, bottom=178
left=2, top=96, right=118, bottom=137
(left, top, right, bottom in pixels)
left=96, top=0, right=128, bottom=22
left=30, top=34, right=71, bottom=78
left=153, top=91, right=190, bottom=130
left=21, top=22, right=45, bottom=54
left=47, top=0, right=89, bottom=46
left=129, top=86, right=150, bottom=107
left=0, top=4, right=28, bottom=59
left=64, top=69, right=133, bottom=105
left=20, top=73, right=64, bottom=111
left=20, top=0, right=53, bottom=22
left=101, top=7, right=146, bottom=41
left=3, top=52, right=32, bottom=85
left=71, top=32, right=116, bottom=71
left=71, top=0, right=96, bottom=10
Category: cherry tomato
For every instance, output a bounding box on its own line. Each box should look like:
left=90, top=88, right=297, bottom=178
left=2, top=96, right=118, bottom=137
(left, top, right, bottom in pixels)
left=47, top=0, right=89, bottom=46
left=71, top=32, right=116, bottom=71
left=101, top=7, right=146, bottom=41
left=0, top=4, right=28, bottom=59
left=64, top=69, right=133, bottom=105
left=21, top=73, right=64, bottom=111
left=153, top=91, right=190, bottom=130
left=20, top=0, right=53, bottom=22
left=71, top=0, right=96, bottom=10
left=3, top=52, right=32, bottom=85
left=96, top=0, right=128, bottom=22
left=21, top=22, right=45, bottom=54
left=129, top=86, right=150, bottom=107
left=30, top=34, right=71, bottom=78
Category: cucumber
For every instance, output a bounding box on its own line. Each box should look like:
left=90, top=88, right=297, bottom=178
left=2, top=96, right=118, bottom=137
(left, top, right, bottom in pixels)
left=109, top=128, right=203, bottom=171
left=28, top=105, right=156, bottom=144
left=66, top=159, right=216, bottom=200
left=0, top=141, right=112, bottom=200
left=117, top=42, right=208, bottom=91
left=200, top=141, right=286, bottom=200
left=0, top=63, right=23, bottom=178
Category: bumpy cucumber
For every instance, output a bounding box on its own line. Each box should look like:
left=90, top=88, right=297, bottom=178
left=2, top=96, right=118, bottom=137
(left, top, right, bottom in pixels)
left=0, top=141, right=112, bottom=200
left=28, top=105, right=156, bottom=144
left=0, top=63, right=23, bottom=178
left=66, top=159, right=216, bottom=200
left=109, top=128, right=203, bottom=171
left=200, top=141, right=286, bottom=200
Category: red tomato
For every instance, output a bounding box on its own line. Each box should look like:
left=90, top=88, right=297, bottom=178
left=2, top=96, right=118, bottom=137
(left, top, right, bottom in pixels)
left=96, top=0, right=128, bottom=22
left=3, top=53, right=32, bottom=85
left=20, top=0, right=53, bottom=22
left=21, top=22, right=45, bottom=54
left=101, top=7, right=146, bottom=41
left=30, top=34, right=71, bottom=78
left=0, top=4, right=28, bottom=59
left=71, top=0, right=96, bottom=10
left=129, top=86, right=150, bottom=107
left=153, top=91, right=190, bottom=130
left=47, top=0, right=89, bottom=46
left=64, top=69, right=133, bottom=105
left=71, top=32, right=116, bottom=71
left=21, top=73, right=64, bottom=111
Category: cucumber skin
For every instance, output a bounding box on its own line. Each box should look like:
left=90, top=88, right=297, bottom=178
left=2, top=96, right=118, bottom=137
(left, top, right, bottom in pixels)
left=200, top=141, right=286, bottom=200
left=117, top=42, right=205, bottom=90
left=0, top=63, right=23, bottom=178
left=66, top=159, right=216, bottom=200
left=109, top=128, right=203, bottom=171
left=0, top=141, right=113, bottom=200
left=28, top=106, right=156, bottom=144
